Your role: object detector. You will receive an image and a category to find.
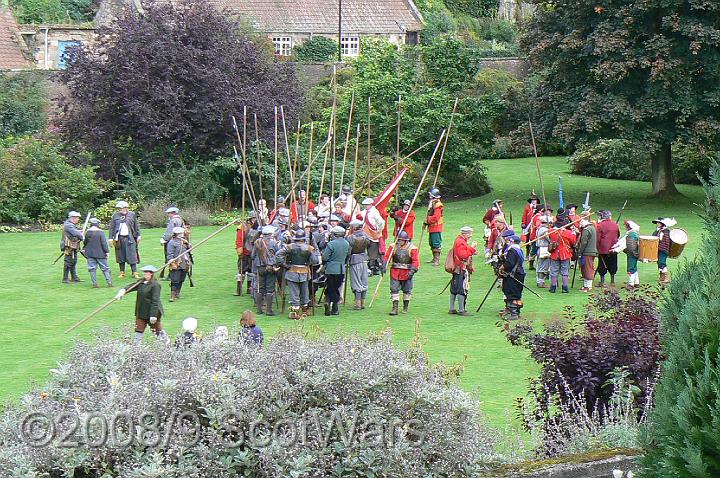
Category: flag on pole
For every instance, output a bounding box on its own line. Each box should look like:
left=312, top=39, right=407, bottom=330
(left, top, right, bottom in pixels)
left=362, top=167, right=408, bottom=242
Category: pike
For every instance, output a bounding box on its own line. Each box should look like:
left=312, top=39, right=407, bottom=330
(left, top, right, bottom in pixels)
left=274, top=106, right=279, bottom=211
left=306, top=121, right=315, bottom=200
left=330, top=65, right=339, bottom=202
left=254, top=113, right=263, bottom=201
left=369, top=129, right=447, bottom=307
left=350, top=124, right=361, bottom=216
left=529, top=118, right=552, bottom=228
left=280, top=106, right=297, bottom=215
left=65, top=218, right=242, bottom=334
left=363, top=97, right=372, bottom=195
left=362, top=140, right=435, bottom=190
left=616, top=199, right=628, bottom=224
left=395, top=94, right=401, bottom=205
left=339, top=91, right=355, bottom=195
left=433, top=97, right=460, bottom=189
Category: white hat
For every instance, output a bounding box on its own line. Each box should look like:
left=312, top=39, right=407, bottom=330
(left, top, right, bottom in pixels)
left=89, top=217, right=101, bottom=225
left=362, top=198, right=374, bottom=206
left=331, top=226, right=346, bottom=235
left=625, top=220, right=640, bottom=232
left=182, top=317, right=198, bottom=333
left=115, top=200, right=129, bottom=208
left=660, top=217, right=677, bottom=228
left=165, top=207, right=179, bottom=214
left=349, top=219, right=362, bottom=227
left=460, top=226, right=474, bottom=233
left=68, top=211, right=81, bottom=218
left=172, top=226, right=185, bottom=235
left=262, top=225, right=275, bottom=235
left=140, top=265, right=158, bottom=273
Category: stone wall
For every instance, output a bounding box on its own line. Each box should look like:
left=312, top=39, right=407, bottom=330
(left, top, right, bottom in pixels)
left=18, top=25, right=95, bottom=70
left=493, top=453, right=639, bottom=478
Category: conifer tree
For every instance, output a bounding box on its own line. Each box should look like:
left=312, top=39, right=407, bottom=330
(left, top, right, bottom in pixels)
left=641, top=161, right=720, bottom=476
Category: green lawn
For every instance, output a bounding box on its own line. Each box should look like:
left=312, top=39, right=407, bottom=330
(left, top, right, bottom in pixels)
left=0, top=156, right=704, bottom=429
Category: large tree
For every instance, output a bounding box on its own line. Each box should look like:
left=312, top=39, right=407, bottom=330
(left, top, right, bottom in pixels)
left=523, top=0, right=720, bottom=196
left=58, top=0, right=302, bottom=170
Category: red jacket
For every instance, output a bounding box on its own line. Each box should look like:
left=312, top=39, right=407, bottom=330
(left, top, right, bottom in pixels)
left=452, top=235, right=476, bottom=271
left=384, top=243, right=419, bottom=281
left=521, top=204, right=535, bottom=240
left=235, top=225, right=250, bottom=255
left=290, top=200, right=316, bottom=224
left=426, top=200, right=444, bottom=233
left=488, top=224, right=508, bottom=251
left=549, top=228, right=577, bottom=261
left=596, top=219, right=620, bottom=255
left=393, top=209, right=416, bottom=238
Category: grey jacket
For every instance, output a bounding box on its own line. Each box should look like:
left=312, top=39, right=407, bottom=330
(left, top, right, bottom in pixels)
left=60, top=220, right=84, bottom=251
left=577, top=224, right=598, bottom=257
left=109, top=211, right=141, bottom=243
left=252, top=238, right=280, bottom=270
left=83, top=227, right=110, bottom=259
left=162, top=215, right=185, bottom=242
left=167, top=237, right=191, bottom=269
left=322, top=237, right=351, bottom=275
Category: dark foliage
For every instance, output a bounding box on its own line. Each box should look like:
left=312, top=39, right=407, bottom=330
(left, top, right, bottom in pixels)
left=444, top=0, right=498, bottom=17
left=57, top=0, right=303, bottom=169
left=504, top=288, right=662, bottom=415
left=640, top=161, right=720, bottom=477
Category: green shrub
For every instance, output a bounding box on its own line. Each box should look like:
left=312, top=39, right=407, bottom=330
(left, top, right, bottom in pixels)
left=295, top=36, right=339, bottom=62
left=640, top=161, right=720, bottom=476
left=0, top=331, right=502, bottom=475
left=0, top=73, right=48, bottom=138
left=138, top=197, right=172, bottom=228
left=182, top=204, right=212, bottom=226
left=10, top=0, right=66, bottom=23
left=445, top=0, right=498, bottom=17
left=0, top=138, right=106, bottom=224
left=568, top=139, right=651, bottom=181
left=422, top=35, right=481, bottom=92
left=672, top=143, right=714, bottom=185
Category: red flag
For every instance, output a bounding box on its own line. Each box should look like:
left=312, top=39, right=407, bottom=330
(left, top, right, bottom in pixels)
left=373, top=167, right=408, bottom=212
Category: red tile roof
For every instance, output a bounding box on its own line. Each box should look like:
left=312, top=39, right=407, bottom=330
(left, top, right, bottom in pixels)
left=0, top=10, right=31, bottom=70
left=209, top=0, right=424, bottom=34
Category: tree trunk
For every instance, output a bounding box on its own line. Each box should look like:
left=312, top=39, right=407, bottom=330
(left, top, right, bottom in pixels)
left=651, top=143, right=679, bottom=197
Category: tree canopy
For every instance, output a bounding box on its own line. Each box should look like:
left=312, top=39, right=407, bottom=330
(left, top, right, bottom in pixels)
left=58, top=0, right=303, bottom=163
left=523, top=0, right=720, bottom=195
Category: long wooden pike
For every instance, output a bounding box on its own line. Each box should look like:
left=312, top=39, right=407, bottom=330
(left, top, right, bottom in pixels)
left=306, top=122, right=314, bottom=199
left=330, top=64, right=339, bottom=203
left=350, top=123, right=361, bottom=216
left=369, top=129, right=447, bottom=308
left=433, top=97, right=460, bottom=189
left=274, top=106, right=279, bottom=210
left=293, top=119, right=301, bottom=191
left=65, top=218, right=242, bottom=334
left=280, top=105, right=297, bottom=211
left=363, top=97, right=372, bottom=195
left=529, top=117, right=550, bottom=223
left=339, top=91, right=355, bottom=194
left=395, top=94, right=402, bottom=203
left=362, top=140, right=435, bottom=190
left=254, top=113, right=263, bottom=201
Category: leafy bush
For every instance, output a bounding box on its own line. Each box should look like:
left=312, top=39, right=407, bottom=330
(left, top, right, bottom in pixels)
left=0, top=138, right=106, bottom=223
left=422, top=35, right=481, bottom=92
left=640, top=162, right=720, bottom=477
left=10, top=0, right=66, bottom=23
left=445, top=0, right=498, bottom=17
left=672, top=142, right=714, bottom=185
left=568, top=139, right=651, bottom=181
left=93, top=198, right=141, bottom=223
left=0, top=330, right=501, bottom=476
left=0, top=73, right=48, bottom=138
left=294, top=36, right=338, bottom=62
left=504, top=288, right=662, bottom=417
left=181, top=204, right=212, bottom=226
left=120, top=162, right=229, bottom=207
left=138, top=197, right=173, bottom=228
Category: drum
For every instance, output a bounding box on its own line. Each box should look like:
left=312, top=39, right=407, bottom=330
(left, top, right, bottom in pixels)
left=639, top=236, right=659, bottom=262
left=669, top=228, right=688, bottom=258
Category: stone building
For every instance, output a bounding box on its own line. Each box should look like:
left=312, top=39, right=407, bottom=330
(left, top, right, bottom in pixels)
left=0, top=9, right=32, bottom=70
left=18, top=24, right=95, bottom=70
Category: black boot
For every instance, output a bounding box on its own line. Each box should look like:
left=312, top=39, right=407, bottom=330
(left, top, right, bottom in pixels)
left=331, top=302, right=340, bottom=315
left=324, top=302, right=331, bottom=316
left=265, top=294, right=276, bottom=316
left=256, top=293, right=265, bottom=315
left=389, top=300, right=399, bottom=316
left=234, top=278, right=243, bottom=296
left=402, top=300, right=410, bottom=314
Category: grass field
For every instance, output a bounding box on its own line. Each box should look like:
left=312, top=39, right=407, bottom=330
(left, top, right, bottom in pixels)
left=0, top=156, right=705, bottom=429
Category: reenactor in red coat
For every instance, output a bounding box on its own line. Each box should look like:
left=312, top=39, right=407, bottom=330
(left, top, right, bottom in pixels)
left=425, top=188, right=444, bottom=266
left=393, top=199, right=416, bottom=239
left=384, top=231, right=419, bottom=316
left=449, top=226, right=478, bottom=316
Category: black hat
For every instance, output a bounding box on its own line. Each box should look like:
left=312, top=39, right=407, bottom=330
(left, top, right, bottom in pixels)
left=527, top=194, right=539, bottom=203
left=566, top=203, right=578, bottom=210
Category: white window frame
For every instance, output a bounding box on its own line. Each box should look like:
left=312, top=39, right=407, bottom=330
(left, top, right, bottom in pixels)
left=272, top=36, right=293, bottom=56
left=340, top=35, right=360, bottom=57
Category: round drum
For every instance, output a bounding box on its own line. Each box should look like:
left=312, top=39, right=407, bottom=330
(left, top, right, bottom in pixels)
left=639, top=235, right=659, bottom=262
left=669, top=228, right=688, bottom=258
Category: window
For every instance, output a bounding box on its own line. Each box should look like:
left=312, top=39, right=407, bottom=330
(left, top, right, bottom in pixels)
left=340, top=35, right=360, bottom=57
left=272, top=36, right=292, bottom=56
left=57, top=40, right=81, bottom=69
left=405, top=31, right=419, bottom=46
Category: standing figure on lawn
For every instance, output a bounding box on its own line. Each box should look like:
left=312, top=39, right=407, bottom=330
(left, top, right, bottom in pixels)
left=291, top=189, right=315, bottom=224
left=161, top=207, right=184, bottom=279
left=449, top=226, right=478, bottom=316
left=346, top=220, right=370, bottom=310
left=500, top=232, right=525, bottom=320
left=276, top=229, right=318, bottom=319
left=61, top=211, right=84, bottom=284
left=596, top=210, right=620, bottom=287
left=321, top=226, right=350, bottom=316
left=483, top=199, right=504, bottom=245
left=392, top=199, right=416, bottom=239
left=576, top=213, right=598, bottom=292
left=234, top=211, right=257, bottom=296
left=108, top=201, right=141, bottom=279
left=425, top=188, right=444, bottom=266
left=384, top=231, right=419, bottom=316
left=167, top=226, right=192, bottom=302
left=521, top=193, right=539, bottom=269
left=114, top=265, right=169, bottom=345
left=359, top=198, right=385, bottom=275
left=623, top=220, right=641, bottom=289
left=534, top=215, right=552, bottom=288
left=548, top=216, right=577, bottom=293
left=652, top=217, right=676, bottom=285
left=252, top=225, right=280, bottom=316
left=83, top=217, right=113, bottom=288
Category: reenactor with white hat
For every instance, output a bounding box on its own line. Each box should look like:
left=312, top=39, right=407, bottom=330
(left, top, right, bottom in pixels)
left=108, top=200, right=141, bottom=279
left=161, top=206, right=185, bottom=279
left=175, top=317, right=198, bottom=349
left=359, top=197, right=385, bottom=275
left=83, top=217, right=114, bottom=288
left=167, top=226, right=192, bottom=302
left=252, top=225, right=280, bottom=316
left=61, top=211, right=85, bottom=284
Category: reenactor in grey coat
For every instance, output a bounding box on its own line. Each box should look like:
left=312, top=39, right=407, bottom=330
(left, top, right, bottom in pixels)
left=61, top=211, right=85, bottom=283
left=346, top=220, right=370, bottom=310
left=321, top=226, right=351, bottom=316
left=108, top=201, right=141, bottom=279
left=161, top=207, right=185, bottom=278
left=252, top=225, right=280, bottom=316
left=276, top=229, right=319, bottom=319
left=166, top=226, right=192, bottom=302
left=83, top=218, right=113, bottom=288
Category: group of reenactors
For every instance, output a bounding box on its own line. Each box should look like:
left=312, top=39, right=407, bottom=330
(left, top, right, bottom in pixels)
left=59, top=182, right=681, bottom=341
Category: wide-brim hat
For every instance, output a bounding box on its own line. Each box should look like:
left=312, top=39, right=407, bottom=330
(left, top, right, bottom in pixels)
left=361, top=198, right=374, bottom=206
left=182, top=317, right=198, bottom=333
left=165, top=207, right=179, bottom=214
left=527, top=194, right=539, bottom=203
left=654, top=217, right=677, bottom=228
left=115, top=200, right=129, bottom=208
left=566, top=203, right=578, bottom=210
left=172, top=226, right=185, bottom=235
left=89, top=218, right=101, bottom=225
left=501, top=229, right=516, bottom=238
left=140, top=265, right=158, bottom=273
left=625, top=220, right=640, bottom=231
left=68, top=211, right=81, bottom=218
left=331, top=226, right=346, bottom=235
left=460, top=226, right=474, bottom=233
